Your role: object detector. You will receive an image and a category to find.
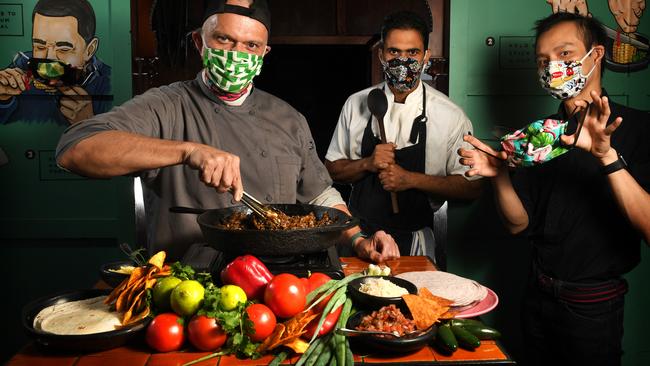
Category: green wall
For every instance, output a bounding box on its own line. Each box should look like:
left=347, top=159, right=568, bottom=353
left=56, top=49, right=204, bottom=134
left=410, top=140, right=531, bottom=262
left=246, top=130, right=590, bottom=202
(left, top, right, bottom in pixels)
left=0, top=0, right=133, bottom=362
left=448, top=0, right=650, bottom=364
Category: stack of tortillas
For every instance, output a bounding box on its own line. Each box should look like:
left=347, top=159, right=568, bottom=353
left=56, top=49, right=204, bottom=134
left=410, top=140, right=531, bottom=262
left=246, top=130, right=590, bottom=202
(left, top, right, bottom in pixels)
left=396, top=271, right=488, bottom=307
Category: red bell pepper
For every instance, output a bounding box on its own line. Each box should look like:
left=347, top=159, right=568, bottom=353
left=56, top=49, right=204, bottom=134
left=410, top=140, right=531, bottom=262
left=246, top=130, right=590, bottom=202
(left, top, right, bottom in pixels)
left=220, top=255, right=273, bottom=300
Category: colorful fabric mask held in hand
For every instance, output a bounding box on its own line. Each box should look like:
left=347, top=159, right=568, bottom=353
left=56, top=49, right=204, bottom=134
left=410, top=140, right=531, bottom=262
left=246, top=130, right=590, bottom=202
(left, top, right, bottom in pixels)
left=203, top=47, right=263, bottom=93
left=381, top=56, right=425, bottom=92
left=500, top=118, right=570, bottom=167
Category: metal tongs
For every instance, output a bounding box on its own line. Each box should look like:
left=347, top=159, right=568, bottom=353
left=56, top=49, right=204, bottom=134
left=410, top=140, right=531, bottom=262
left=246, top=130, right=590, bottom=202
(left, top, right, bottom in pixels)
left=232, top=189, right=282, bottom=224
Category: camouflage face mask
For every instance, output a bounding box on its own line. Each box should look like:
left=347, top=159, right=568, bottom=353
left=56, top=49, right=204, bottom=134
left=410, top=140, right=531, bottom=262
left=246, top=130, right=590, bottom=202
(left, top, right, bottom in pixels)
left=203, top=47, right=264, bottom=93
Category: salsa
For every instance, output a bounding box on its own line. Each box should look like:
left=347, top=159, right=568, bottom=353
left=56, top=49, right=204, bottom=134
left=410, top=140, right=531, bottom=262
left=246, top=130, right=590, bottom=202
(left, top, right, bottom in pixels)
left=356, top=304, right=417, bottom=337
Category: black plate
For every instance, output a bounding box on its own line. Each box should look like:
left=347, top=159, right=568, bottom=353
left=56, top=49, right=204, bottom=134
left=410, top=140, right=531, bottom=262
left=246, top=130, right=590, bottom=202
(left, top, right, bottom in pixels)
left=347, top=276, right=417, bottom=312
left=22, top=289, right=150, bottom=352
left=99, top=260, right=135, bottom=288
left=346, top=310, right=436, bottom=354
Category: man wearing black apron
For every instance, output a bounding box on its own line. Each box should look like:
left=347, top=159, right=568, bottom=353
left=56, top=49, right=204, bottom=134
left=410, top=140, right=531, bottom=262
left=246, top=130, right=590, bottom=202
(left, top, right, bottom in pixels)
left=326, top=11, right=482, bottom=267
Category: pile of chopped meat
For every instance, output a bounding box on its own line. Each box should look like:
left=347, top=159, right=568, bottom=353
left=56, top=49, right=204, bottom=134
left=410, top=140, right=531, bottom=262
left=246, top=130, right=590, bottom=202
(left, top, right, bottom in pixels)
left=356, top=304, right=417, bottom=337
left=218, top=211, right=334, bottom=230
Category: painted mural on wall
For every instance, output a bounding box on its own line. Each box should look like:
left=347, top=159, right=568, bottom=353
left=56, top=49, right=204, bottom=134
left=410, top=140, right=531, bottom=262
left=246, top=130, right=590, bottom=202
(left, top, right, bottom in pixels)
left=0, top=0, right=111, bottom=125
left=545, top=0, right=649, bottom=71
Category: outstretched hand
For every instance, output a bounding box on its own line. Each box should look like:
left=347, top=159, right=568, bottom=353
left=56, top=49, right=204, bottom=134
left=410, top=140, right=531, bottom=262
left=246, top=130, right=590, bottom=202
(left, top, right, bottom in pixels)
left=458, top=135, right=508, bottom=177
left=561, top=91, right=623, bottom=160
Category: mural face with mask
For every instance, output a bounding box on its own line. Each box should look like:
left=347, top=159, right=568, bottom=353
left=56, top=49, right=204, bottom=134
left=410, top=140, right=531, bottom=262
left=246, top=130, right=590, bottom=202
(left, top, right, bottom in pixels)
left=380, top=28, right=429, bottom=93
left=32, top=14, right=98, bottom=70
left=0, top=0, right=111, bottom=125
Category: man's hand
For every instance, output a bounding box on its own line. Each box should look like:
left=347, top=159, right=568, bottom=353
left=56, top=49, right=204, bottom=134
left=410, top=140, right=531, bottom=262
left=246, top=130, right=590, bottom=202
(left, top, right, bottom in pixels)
left=354, top=230, right=400, bottom=263
left=368, top=143, right=396, bottom=172
left=0, top=68, right=26, bottom=101
left=378, top=163, right=412, bottom=192
left=183, top=144, right=244, bottom=200
left=58, top=86, right=94, bottom=124
left=609, top=0, right=645, bottom=33
left=458, top=135, right=508, bottom=178
left=561, top=91, right=622, bottom=161
left=546, top=0, right=591, bottom=16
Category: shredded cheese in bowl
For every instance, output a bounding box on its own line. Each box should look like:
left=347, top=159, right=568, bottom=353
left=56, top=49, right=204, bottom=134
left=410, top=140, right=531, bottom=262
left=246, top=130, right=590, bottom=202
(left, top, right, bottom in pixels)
left=359, top=277, right=409, bottom=298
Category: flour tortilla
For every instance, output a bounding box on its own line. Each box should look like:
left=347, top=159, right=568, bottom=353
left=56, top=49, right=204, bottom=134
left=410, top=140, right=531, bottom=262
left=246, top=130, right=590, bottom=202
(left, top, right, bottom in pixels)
left=395, top=271, right=488, bottom=307
left=34, top=295, right=122, bottom=335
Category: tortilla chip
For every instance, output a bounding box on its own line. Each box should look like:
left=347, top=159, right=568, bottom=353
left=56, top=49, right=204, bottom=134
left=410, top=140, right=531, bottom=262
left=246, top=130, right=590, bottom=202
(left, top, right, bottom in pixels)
left=144, top=277, right=157, bottom=290
left=126, top=266, right=146, bottom=287
left=257, top=324, right=286, bottom=353
left=123, top=289, right=146, bottom=324
left=105, top=279, right=127, bottom=304
left=283, top=338, right=310, bottom=354
left=439, top=309, right=459, bottom=319
left=419, top=287, right=454, bottom=307
left=284, top=311, right=317, bottom=336
left=147, top=251, right=166, bottom=269
left=121, top=305, right=150, bottom=327
left=402, top=294, right=449, bottom=330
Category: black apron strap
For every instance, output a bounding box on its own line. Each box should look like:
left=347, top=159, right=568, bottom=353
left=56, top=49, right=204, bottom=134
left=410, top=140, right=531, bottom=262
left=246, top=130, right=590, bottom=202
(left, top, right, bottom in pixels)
left=349, top=85, right=433, bottom=253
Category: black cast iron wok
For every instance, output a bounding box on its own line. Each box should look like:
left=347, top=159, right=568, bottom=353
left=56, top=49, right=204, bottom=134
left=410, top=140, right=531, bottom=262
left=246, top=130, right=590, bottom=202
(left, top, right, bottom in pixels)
left=170, top=203, right=359, bottom=256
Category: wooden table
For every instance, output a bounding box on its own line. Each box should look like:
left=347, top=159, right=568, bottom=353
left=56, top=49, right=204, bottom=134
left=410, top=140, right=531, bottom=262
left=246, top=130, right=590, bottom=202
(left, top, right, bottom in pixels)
left=8, top=256, right=515, bottom=366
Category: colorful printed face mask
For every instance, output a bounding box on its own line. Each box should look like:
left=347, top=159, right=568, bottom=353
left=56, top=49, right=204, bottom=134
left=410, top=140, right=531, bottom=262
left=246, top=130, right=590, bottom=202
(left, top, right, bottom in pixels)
left=499, top=103, right=590, bottom=168
left=538, top=48, right=595, bottom=100
left=381, top=56, right=424, bottom=92
left=203, top=47, right=264, bottom=93
left=500, top=118, right=571, bottom=167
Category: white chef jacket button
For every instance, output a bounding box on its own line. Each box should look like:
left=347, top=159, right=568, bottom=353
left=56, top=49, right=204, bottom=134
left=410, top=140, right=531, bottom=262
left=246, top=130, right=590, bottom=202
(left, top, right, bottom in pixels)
left=265, top=194, right=272, bottom=202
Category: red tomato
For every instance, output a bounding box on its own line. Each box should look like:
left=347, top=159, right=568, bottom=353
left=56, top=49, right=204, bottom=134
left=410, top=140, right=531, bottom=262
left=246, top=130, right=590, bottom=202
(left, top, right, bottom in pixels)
left=146, top=313, right=185, bottom=352
left=300, top=277, right=309, bottom=293
left=302, top=304, right=342, bottom=339
left=245, top=303, right=277, bottom=342
left=306, top=273, right=332, bottom=312
left=187, top=315, right=227, bottom=351
left=264, top=273, right=306, bottom=318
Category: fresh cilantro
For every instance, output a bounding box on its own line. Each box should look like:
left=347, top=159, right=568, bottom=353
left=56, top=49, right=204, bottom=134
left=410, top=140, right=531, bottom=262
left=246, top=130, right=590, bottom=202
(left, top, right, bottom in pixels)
left=170, top=262, right=196, bottom=280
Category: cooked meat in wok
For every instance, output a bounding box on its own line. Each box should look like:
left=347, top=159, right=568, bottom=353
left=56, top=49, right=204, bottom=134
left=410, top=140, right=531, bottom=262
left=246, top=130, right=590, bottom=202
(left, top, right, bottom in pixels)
left=218, top=211, right=335, bottom=230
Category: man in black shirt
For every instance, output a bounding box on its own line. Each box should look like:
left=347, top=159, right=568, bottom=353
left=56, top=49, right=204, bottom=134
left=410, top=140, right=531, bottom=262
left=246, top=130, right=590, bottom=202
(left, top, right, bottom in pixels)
left=458, top=12, right=650, bottom=366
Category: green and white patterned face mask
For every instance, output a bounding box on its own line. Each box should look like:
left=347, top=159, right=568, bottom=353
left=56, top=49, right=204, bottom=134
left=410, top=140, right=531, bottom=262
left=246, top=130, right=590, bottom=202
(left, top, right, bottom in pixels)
left=202, top=47, right=264, bottom=93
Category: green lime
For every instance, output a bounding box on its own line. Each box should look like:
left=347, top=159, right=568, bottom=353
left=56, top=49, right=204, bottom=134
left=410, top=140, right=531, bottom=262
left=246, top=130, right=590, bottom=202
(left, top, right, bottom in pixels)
left=170, top=280, right=205, bottom=317
left=220, top=285, right=247, bottom=310
left=152, top=276, right=182, bottom=311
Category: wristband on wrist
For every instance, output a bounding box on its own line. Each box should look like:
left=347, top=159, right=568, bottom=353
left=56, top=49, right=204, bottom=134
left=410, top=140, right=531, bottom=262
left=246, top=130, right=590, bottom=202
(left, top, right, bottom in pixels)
left=349, top=231, right=367, bottom=248
left=601, top=153, right=627, bottom=175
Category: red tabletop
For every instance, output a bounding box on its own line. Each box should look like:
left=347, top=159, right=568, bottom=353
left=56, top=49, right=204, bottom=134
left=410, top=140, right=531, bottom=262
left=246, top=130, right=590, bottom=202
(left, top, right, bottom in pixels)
left=9, top=256, right=515, bottom=366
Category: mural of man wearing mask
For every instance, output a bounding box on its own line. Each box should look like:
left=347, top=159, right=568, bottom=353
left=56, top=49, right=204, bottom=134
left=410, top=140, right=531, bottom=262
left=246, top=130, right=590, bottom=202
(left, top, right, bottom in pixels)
left=54, top=0, right=399, bottom=263
left=458, top=12, right=650, bottom=366
left=0, top=0, right=111, bottom=125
